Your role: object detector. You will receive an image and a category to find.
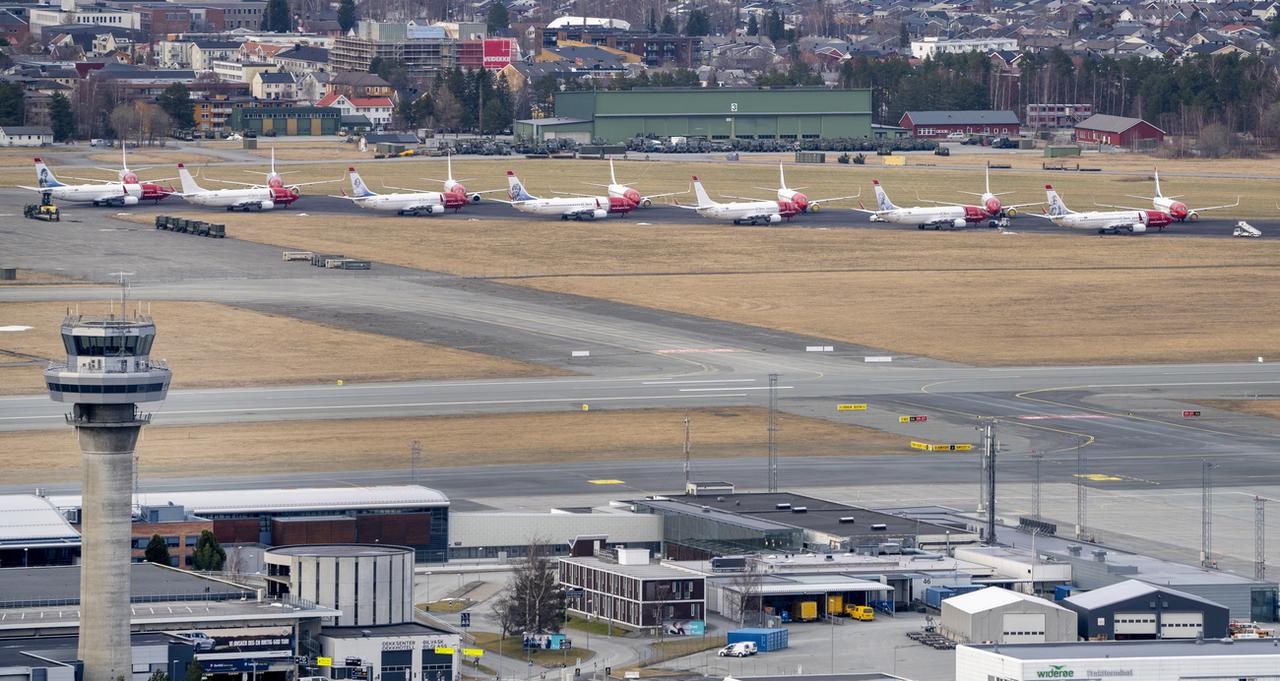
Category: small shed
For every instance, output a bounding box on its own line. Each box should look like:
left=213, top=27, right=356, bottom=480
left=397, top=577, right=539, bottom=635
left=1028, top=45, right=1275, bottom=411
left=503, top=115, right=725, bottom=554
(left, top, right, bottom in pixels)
left=1073, top=114, right=1165, bottom=147
left=941, top=586, right=1078, bottom=644
left=0, top=126, right=53, bottom=146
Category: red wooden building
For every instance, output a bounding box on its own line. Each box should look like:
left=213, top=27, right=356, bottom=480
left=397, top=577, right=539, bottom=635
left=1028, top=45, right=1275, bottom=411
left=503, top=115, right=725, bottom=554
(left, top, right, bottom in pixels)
left=898, top=110, right=1021, bottom=138
left=1073, top=114, right=1165, bottom=147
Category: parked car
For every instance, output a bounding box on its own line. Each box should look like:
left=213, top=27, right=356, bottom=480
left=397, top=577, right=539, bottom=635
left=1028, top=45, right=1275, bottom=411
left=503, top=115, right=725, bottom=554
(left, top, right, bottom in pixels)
left=717, top=642, right=757, bottom=657
left=945, top=132, right=967, bottom=141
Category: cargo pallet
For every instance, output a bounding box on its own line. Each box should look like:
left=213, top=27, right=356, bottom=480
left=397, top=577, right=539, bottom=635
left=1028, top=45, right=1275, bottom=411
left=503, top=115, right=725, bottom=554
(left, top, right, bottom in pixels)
left=282, top=251, right=373, bottom=271
left=155, top=215, right=225, bottom=238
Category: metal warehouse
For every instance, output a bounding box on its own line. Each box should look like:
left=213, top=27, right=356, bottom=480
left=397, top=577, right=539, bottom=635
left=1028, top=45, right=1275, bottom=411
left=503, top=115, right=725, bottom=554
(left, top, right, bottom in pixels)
left=940, top=586, right=1077, bottom=644
left=956, top=638, right=1280, bottom=681
left=520, top=88, right=872, bottom=143
left=1062, top=579, right=1230, bottom=640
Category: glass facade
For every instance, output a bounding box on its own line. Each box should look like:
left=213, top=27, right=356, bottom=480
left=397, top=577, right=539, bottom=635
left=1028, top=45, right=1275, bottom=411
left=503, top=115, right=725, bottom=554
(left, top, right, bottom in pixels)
left=633, top=501, right=802, bottom=557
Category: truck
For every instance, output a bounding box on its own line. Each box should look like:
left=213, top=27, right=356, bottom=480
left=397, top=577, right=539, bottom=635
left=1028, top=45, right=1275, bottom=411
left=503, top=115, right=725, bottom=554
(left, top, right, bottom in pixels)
left=1234, top=221, right=1262, bottom=238
left=794, top=600, right=818, bottom=622
left=826, top=594, right=844, bottom=615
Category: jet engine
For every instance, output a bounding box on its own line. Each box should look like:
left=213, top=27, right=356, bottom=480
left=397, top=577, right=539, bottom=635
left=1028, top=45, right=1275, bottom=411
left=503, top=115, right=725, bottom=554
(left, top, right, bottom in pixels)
left=427, top=204, right=446, bottom=215
left=122, top=195, right=139, bottom=206
left=591, top=208, right=608, bottom=220
left=1005, top=207, right=1018, bottom=217
left=768, top=214, right=783, bottom=224
left=259, top=200, right=276, bottom=210
left=1130, top=223, right=1147, bottom=233
left=953, top=218, right=967, bottom=229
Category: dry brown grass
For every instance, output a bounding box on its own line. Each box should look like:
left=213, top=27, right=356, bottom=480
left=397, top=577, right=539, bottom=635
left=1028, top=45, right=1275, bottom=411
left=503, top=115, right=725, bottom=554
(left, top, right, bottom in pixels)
left=0, top=300, right=559, bottom=394
left=84, top=150, right=221, bottom=165
left=1195, top=400, right=1280, bottom=419
left=0, top=269, right=91, bottom=286
left=0, top=407, right=907, bottom=483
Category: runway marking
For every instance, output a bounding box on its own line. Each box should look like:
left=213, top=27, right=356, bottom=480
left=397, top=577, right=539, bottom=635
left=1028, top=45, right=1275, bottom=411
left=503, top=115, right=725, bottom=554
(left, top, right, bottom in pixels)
left=642, top=379, right=755, bottom=385
left=587, top=479, right=625, bottom=485
left=1074, top=473, right=1124, bottom=482
left=678, top=386, right=793, bottom=392
left=654, top=348, right=743, bottom=354
left=1018, top=414, right=1110, bottom=421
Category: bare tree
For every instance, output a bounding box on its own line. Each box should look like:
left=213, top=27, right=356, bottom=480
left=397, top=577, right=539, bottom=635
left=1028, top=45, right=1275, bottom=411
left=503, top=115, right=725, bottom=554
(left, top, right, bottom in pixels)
left=724, top=558, right=763, bottom=627
left=491, top=539, right=565, bottom=636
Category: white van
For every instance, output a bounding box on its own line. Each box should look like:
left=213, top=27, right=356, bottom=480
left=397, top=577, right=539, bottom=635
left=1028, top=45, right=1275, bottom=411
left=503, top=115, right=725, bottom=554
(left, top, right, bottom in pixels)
left=717, top=641, right=757, bottom=657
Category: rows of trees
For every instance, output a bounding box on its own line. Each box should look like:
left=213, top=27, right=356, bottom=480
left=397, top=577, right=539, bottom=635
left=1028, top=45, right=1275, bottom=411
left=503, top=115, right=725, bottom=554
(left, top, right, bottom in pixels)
left=394, top=65, right=515, bottom=133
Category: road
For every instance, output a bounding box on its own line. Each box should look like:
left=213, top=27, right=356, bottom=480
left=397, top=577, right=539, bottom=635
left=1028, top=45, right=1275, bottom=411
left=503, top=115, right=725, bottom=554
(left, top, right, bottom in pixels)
left=3, top=203, right=1280, bottom=501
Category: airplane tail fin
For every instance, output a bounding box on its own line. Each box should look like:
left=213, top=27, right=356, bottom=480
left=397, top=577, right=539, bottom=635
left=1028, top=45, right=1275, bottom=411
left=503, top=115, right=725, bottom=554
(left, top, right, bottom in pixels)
left=779, top=162, right=787, bottom=190
left=348, top=167, right=377, bottom=197
left=177, top=163, right=203, bottom=194
left=984, top=161, right=991, bottom=196
left=1153, top=168, right=1162, bottom=198
left=872, top=180, right=896, bottom=211
left=1045, top=184, right=1072, bottom=216
left=610, top=158, right=618, bottom=186
left=506, top=171, right=535, bottom=201
left=691, top=176, right=714, bottom=207
left=34, top=158, right=64, bottom=188
left=446, top=153, right=454, bottom=182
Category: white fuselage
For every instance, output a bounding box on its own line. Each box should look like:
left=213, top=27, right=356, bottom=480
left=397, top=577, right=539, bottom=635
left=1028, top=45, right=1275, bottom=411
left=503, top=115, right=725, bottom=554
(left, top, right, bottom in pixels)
left=1050, top=210, right=1146, bottom=231
left=513, top=196, right=604, bottom=216
left=352, top=192, right=446, bottom=214
left=696, top=200, right=782, bottom=223
left=872, top=206, right=967, bottom=225
left=184, top=186, right=275, bottom=209
left=45, top=183, right=143, bottom=204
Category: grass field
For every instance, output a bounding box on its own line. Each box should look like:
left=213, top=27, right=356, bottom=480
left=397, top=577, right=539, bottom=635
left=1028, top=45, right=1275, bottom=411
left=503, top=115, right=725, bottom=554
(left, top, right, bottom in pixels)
left=0, top=300, right=557, bottom=394
left=0, top=269, right=90, bottom=286
left=113, top=207, right=1280, bottom=365
left=0, top=407, right=909, bottom=483
left=469, top=632, right=596, bottom=665
left=1195, top=400, right=1280, bottom=419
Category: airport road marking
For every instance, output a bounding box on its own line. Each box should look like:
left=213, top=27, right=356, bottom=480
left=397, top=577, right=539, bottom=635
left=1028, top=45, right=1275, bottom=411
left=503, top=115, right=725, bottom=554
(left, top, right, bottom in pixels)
left=1017, top=414, right=1110, bottom=421
left=1073, top=473, right=1124, bottom=482
left=642, top=379, right=756, bottom=385
left=678, top=386, right=794, bottom=392
left=654, top=348, right=744, bottom=354
left=588, top=480, right=625, bottom=485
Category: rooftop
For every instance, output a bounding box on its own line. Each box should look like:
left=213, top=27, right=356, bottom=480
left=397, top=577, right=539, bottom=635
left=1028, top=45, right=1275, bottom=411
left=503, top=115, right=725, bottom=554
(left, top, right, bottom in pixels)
left=321, top=621, right=455, bottom=639
left=903, top=110, right=1021, bottom=125
left=49, top=484, right=448, bottom=515
left=0, top=495, right=79, bottom=546
left=944, top=587, right=1070, bottom=615
left=1075, top=113, right=1166, bottom=134
left=0, top=563, right=249, bottom=606
left=560, top=555, right=702, bottom=580
left=0, top=632, right=177, bottom=668
left=1064, top=579, right=1227, bottom=611
left=643, top=493, right=964, bottom=539
left=267, top=544, right=413, bottom=558
left=963, top=638, right=1280, bottom=660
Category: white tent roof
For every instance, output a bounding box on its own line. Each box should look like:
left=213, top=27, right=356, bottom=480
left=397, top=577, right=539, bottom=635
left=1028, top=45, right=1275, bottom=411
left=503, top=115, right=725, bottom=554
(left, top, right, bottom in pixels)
left=944, top=587, right=1070, bottom=615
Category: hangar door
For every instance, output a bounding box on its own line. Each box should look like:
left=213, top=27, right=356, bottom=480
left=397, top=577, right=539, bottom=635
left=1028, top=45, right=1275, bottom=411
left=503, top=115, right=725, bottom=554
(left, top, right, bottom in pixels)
left=1114, top=613, right=1157, bottom=637
left=1160, top=612, right=1204, bottom=638
left=1001, top=613, right=1047, bottom=643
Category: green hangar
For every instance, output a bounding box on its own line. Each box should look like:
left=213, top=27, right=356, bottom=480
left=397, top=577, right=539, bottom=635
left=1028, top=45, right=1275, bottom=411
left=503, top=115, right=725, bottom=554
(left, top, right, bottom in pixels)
left=515, top=88, right=872, bottom=143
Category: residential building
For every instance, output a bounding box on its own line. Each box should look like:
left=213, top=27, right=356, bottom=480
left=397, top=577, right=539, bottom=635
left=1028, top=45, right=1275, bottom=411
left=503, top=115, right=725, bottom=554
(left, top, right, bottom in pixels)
left=183, top=0, right=265, bottom=30
left=911, top=37, right=1019, bottom=60
left=189, top=39, right=240, bottom=70
left=316, top=93, right=394, bottom=127
left=273, top=44, right=330, bottom=74
left=327, top=71, right=393, bottom=98
left=559, top=548, right=706, bottom=632
left=457, top=38, right=519, bottom=70
left=898, top=110, right=1021, bottom=138
left=0, top=9, right=29, bottom=43
left=133, top=4, right=191, bottom=39
left=28, top=3, right=140, bottom=38
left=1073, top=114, right=1165, bottom=147
left=251, top=70, right=297, bottom=100
left=330, top=20, right=455, bottom=74
left=296, top=71, right=331, bottom=104
left=211, top=59, right=275, bottom=84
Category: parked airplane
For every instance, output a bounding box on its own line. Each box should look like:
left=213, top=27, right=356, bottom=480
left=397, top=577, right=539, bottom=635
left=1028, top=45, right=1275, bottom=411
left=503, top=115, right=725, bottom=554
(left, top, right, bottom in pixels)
left=674, top=176, right=801, bottom=224
left=421, top=154, right=503, bottom=209
left=332, top=167, right=449, bottom=215
left=1118, top=170, right=1239, bottom=222
left=559, top=159, right=685, bottom=208
left=21, top=158, right=144, bottom=206
left=205, top=147, right=334, bottom=195
left=88, top=146, right=173, bottom=203
left=175, top=163, right=297, bottom=211
left=917, top=163, right=1038, bottom=218
left=498, top=171, right=632, bottom=220
left=855, top=180, right=989, bottom=229
left=743, top=162, right=859, bottom=212
left=1033, top=184, right=1173, bottom=234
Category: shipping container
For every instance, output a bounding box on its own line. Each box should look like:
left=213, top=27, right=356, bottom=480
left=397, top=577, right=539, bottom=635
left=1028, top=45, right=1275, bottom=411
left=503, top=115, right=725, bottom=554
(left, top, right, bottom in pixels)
left=795, top=601, right=818, bottom=622
left=726, top=628, right=789, bottom=653
left=1055, top=585, right=1073, bottom=601
left=827, top=594, right=844, bottom=615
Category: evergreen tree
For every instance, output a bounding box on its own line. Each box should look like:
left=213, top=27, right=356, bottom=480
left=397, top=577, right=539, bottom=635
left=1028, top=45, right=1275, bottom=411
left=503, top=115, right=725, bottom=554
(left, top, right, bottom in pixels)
left=659, top=13, right=676, bottom=34
left=192, top=530, right=225, bottom=571
left=144, top=534, right=171, bottom=566
left=182, top=661, right=203, bottom=681
left=261, top=0, right=291, bottom=32
left=684, top=8, right=710, bottom=36
left=155, top=83, right=193, bottom=129
left=486, top=1, right=509, bottom=35
left=898, top=23, right=909, bottom=48
left=0, top=81, right=25, bottom=126
left=746, top=14, right=758, bottom=36
left=337, top=0, right=357, bottom=33
left=647, top=8, right=656, bottom=33
left=50, top=92, right=74, bottom=142
left=148, top=670, right=169, bottom=681
left=766, top=10, right=784, bottom=42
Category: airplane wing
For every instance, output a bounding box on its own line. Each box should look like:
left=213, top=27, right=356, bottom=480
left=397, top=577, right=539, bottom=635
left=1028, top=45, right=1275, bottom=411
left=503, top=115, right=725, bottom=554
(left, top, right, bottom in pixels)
left=806, top=192, right=861, bottom=207
left=1023, top=212, right=1057, bottom=220
left=641, top=190, right=688, bottom=200
left=17, top=185, right=50, bottom=191
left=1002, top=201, right=1042, bottom=210
left=287, top=178, right=340, bottom=188
left=488, top=197, right=517, bottom=205
left=723, top=194, right=772, bottom=202
left=467, top=188, right=507, bottom=195
left=851, top=201, right=887, bottom=216
left=1094, top=201, right=1147, bottom=211
left=64, top=175, right=120, bottom=183
left=754, top=185, right=804, bottom=192
left=203, top=177, right=262, bottom=188
left=551, top=191, right=598, bottom=198
left=1188, top=197, right=1240, bottom=213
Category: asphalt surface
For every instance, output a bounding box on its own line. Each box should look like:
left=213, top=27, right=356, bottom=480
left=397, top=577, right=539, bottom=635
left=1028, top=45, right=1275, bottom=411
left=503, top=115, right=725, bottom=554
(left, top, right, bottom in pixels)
left=11, top=188, right=1268, bottom=236
left=3, top=189, right=1280, bottom=503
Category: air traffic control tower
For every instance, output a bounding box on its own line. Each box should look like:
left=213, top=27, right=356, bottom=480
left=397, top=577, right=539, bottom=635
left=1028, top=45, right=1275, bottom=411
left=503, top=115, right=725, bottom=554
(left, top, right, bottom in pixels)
left=44, top=313, right=170, bottom=680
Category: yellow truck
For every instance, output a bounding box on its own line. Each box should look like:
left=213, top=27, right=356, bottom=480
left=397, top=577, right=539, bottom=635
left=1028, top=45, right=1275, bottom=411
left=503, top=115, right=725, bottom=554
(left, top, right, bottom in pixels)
left=795, top=600, right=818, bottom=622
left=827, top=595, right=844, bottom=616
left=846, top=605, right=875, bottom=621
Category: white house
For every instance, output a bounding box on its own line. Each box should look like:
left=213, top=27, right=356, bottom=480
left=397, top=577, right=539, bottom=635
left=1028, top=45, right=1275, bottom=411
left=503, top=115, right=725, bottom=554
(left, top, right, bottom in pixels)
left=0, top=126, right=53, bottom=146
left=316, top=93, right=394, bottom=128
left=251, top=71, right=297, bottom=100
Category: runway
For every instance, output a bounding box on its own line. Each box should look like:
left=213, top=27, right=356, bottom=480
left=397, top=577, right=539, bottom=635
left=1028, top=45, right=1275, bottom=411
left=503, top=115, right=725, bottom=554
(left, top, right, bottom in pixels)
left=3, top=198, right=1280, bottom=499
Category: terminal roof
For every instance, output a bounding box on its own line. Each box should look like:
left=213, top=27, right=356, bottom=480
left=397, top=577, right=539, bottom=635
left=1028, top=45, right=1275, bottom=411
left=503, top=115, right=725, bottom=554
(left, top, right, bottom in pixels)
left=0, top=495, right=80, bottom=546
left=49, top=484, right=449, bottom=515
